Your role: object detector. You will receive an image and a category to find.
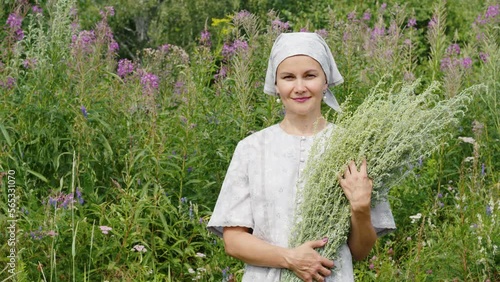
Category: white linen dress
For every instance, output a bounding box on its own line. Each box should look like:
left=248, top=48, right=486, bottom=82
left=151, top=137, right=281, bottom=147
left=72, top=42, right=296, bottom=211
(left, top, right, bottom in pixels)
left=207, top=123, right=396, bottom=281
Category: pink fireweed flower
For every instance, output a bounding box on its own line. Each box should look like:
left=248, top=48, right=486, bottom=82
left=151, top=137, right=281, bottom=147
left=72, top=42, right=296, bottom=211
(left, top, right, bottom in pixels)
left=140, top=72, right=159, bottom=95
left=428, top=16, right=438, bottom=28
left=99, top=226, right=112, bottom=234
left=199, top=29, right=211, bottom=47
left=347, top=11, right=356, bottom=21
left=300, top=27, right=309, bottom=32
left=362, top=12, right=371, bottom=21
left=315, top=29, right=328, bottom=38
left=461, top=57, right=472, bottom=69
left=221, top=40, right=249, bottom=60
left=22, top=58, right=37, bottom=69
left=32, top=5, right=43, bottom=14
left=479, top=52, right=489, bottom=63
left=407, top=18, right=417, bottom=28
left=6, top=13, right=22, bottom=30
left=159, top=44, right=170, bottom=53
left=486, top=5, right=499, bottom=18
left=132, top=244, right=147, bottom=252
left=117, top=59, right=134, bottom=78
left=233, top=10, right=251, bottom=25
left=446, top=43, right=461, bottom=56
left=371, top=26, right=385, bottom=38
left=108, top=40, right=119, bottom=53
left=271, top=19, right=290, bottom=32
left=71, top=30, right=96, bottom=54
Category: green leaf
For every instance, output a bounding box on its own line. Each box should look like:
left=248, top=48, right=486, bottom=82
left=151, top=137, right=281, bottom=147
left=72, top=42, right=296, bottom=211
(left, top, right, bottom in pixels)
left=0, top=123, right=12, bottom=147
left=26, top=169, right=48, bottom=182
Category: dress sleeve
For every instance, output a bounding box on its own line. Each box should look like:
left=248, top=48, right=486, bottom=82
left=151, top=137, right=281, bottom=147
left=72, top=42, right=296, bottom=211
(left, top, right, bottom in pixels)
left=207, top=141, right=254, bottom=238
left=371, top=199, right=396, bottom=237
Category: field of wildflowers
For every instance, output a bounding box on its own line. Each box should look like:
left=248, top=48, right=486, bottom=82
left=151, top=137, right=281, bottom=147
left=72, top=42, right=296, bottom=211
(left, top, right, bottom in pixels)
left=0, top=0, right=498, bottom=281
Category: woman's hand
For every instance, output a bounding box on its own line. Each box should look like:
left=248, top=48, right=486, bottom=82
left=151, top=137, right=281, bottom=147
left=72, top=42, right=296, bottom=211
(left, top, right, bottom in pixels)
left=338, top=159, right=377, bottom=261
left=286, top=238, right=335, bottom=282
left=338, top=159, right=373, bottom=212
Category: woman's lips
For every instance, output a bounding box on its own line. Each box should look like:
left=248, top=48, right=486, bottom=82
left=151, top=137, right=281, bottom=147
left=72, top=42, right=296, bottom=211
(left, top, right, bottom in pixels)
left=293, top=97, right=311, bottom=103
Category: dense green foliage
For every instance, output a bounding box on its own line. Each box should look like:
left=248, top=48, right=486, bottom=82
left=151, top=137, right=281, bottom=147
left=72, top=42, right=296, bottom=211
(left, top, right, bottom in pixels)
left=0, top=0, right=499, bottom=281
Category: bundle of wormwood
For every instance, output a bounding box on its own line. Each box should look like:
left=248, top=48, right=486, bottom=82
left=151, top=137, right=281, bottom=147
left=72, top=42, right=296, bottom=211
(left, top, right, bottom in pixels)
left=281, top=79, right=481, bottom=281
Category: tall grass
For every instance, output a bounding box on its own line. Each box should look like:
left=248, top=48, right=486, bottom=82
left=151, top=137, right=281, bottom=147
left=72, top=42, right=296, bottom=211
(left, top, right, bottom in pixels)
left=0, top=1, right=498, bottom=281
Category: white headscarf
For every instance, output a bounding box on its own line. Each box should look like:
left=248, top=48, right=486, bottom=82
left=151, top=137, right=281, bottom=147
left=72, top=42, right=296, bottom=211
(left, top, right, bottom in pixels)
left=263, top=32, right=344, bottom=112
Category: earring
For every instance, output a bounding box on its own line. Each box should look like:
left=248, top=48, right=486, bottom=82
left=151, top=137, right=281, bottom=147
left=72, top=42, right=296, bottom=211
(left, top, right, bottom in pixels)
left=276, top=94, right=281, bottom=103
left=323, top=90, right=327, bottom=99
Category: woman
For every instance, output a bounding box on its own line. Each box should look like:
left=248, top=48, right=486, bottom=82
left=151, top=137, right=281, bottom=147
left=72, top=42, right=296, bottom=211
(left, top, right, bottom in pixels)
left=208, top=32, right=395, bottom=282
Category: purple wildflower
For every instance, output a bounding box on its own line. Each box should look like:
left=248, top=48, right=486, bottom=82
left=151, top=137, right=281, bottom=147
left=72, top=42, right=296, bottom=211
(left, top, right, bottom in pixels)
left=481, top=163, right=485, bottom=176
left=60, top=193, right=75, bottom=208
left=117, top=59, right=134, bottom=78
left=105, top=6, right=115, bottom=16
left=159, top=44, right=170, bottom=53
left=174, top=81, right=186, bottom=95
left=479, top=52, right=489, bottom=63
left=22, top=58, right=37, bottom=69
left=6, top=13, right=23, bottom=30
left=200, top=29, right=211, bottom=46
left=100, top=6, right=115, bottom=18
left=108, top=40, right=119, bottom=53
left=80, top=105, right=88, bottom=118
left=71, top=30, right=96, bottom=54
left=407, top=18, right=417, bottom=28
left=271, top=19, right=290, bottom=31
left=221, top=40, right=248, bottom=59
left=4, top=77, right=16, bottom=89
left=438, top=202, right=444, bottom=208
left=486, top=205, right=492, bottom=216
left=440, top=57, right=453, bottom=70
left=369, top=264, right=375, bottom=270
left=347, top=11, right=356, bottom=21
left=300, top=27, right=309, bottom=32
left=485, top=5, right=499, bottom=18
left=32, top=5, right=43, bottom=14
left=446, top=43, right=461, bottom=55
left=180, top=197, right=187, bottom=204
left=461, top=57, right=472, bottom=69
left=15, top=29, right=24, bottom=40
left=428, top=16, right=438, bottom=28
left=233, top=10, right=251, bottom=25
left=215, top=65, right=228, bottom=80
left=362, top=12, right=371, bottom=21
left=48, top=197, right=58, bottom=207
left=315, top=29, right=328, bottom=38
left=140, top=72, right=159, bottom=94
left=380, top=3, right=387, bottom=10
left=437, top=193, right=443, bottom=198
left=76, top=187, right=84, bottom=204
left=371, top=27, right=385, bottom=38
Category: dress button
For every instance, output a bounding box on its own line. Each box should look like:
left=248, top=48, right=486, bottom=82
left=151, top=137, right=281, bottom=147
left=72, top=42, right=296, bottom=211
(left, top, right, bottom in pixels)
left=300, top=158, right=305, bottom=162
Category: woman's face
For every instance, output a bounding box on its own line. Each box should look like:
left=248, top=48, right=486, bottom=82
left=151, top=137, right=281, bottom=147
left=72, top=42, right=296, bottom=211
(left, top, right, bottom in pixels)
left=275, top=55, right=328, bottom=118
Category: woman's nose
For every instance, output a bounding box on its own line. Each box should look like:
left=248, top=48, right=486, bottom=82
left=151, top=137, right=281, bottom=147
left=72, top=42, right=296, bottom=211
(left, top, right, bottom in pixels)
left=294, top=79, right=307, bottom=93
